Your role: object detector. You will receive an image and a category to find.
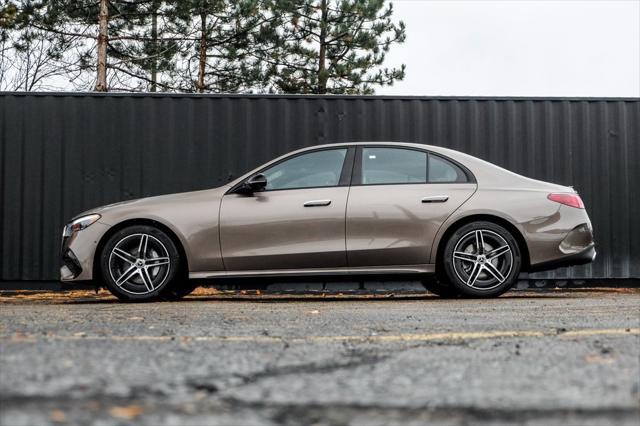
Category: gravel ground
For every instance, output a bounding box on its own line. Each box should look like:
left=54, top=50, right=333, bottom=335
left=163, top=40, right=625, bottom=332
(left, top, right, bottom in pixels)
left=0, top=287, right=639, bottom=426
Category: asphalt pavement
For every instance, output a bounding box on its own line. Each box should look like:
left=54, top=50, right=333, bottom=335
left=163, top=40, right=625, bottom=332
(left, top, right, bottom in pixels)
left=1, top=287, right=639, bottom=426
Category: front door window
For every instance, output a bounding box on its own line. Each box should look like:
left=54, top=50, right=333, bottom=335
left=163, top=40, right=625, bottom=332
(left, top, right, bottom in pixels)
left=262, top=149, right=348, bottom=190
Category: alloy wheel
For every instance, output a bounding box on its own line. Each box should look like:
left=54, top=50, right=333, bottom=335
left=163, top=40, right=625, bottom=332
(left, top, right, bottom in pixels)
left=108, top=233, right=171, bottom=295
left=452, top=229, right=513, bottom=290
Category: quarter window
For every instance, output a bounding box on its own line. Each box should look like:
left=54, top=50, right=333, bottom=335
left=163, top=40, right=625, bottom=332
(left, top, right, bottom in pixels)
left=428, top=155, right=468, bottom=183
left=262, top=149, right=347, bottom=190
left=361, top=148, right=427, bottom=185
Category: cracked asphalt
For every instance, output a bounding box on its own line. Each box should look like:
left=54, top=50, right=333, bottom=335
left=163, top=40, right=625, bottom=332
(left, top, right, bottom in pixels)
left=1, top=287, right=639, bottom=426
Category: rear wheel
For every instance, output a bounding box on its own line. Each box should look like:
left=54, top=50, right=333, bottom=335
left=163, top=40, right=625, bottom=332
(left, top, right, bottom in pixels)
left=420, top=276, right=460, bottom=298
left=100, top=225, right=180, bottom=302
left=441, top=221, right=521, bottom=298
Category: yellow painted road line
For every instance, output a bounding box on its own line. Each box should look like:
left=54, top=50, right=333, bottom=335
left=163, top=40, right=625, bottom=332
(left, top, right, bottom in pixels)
left=560, top=328, right=640, bottom=338
left=3, top=328, right=639, bottom=344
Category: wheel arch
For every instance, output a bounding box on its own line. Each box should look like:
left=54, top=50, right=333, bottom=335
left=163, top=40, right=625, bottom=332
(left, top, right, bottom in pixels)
left=434, top=214, right=531, bottom=272
left=93, top=218, right=189, bottom=283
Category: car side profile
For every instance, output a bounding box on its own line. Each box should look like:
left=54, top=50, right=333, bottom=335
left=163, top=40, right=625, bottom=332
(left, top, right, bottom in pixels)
left=61, top=142, right=595, bottom=301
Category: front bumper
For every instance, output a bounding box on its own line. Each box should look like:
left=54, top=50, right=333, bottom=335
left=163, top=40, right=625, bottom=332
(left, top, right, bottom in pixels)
left=60, top=222, right=111, bottom=282
left=61, top=246, right=83, bottom=279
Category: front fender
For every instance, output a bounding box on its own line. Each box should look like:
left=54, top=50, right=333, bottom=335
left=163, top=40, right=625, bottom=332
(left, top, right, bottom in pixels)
left=92, top=188, right=227, bottom=274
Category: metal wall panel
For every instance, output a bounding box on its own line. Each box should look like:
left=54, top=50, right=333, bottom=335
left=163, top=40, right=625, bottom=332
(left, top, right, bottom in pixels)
left=1, top=93, right=638, bottom=281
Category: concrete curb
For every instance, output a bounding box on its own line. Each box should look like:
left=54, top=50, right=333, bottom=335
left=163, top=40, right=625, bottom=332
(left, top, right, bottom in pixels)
left=1, top=279, right=638, bottom=292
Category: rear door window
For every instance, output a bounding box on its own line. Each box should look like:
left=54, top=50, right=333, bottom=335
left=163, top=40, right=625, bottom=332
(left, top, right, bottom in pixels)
left=361, top=148, right=427, bottom=185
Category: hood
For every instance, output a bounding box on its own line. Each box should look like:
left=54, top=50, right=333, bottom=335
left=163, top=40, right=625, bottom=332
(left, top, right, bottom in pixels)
left=70, top=185, right=230, bottom=225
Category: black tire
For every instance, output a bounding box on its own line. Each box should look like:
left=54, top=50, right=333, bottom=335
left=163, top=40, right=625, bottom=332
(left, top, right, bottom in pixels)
left=420, top=276, right=460, bottom=298
left=161, top=279, right=199, bottom=300
left=100, top=225, right=181, bottom=302
left=441, top=221, right=521, bottom=298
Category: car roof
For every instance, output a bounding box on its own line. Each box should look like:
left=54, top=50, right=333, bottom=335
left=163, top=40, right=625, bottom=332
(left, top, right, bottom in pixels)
left=299, top=141, right=437, bottom=150
left=291, top=141, right=466, bottom=158
left=291, top=142, right=479, bottom=167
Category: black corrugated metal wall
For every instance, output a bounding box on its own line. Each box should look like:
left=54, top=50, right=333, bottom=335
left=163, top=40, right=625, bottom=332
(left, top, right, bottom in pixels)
left=1, top=93, right=638, bottom=281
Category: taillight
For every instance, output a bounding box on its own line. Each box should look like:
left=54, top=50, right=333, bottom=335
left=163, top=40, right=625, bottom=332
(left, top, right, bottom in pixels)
left=547, top=193, right=585, bottom=209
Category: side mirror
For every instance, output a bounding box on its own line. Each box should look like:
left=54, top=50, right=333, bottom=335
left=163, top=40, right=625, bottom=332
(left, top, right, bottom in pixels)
left=237, top=174, right=267, bottom=194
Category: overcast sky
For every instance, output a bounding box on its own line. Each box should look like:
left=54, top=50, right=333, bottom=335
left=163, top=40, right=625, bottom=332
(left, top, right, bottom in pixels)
left=377, top=0, right=640, bottom=97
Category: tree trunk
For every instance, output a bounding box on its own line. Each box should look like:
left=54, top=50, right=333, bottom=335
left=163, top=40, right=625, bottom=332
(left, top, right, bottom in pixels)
left=150, top=7, right=158, bottom=92
left=196, top=11, right=207, bottom=93
left=95, top=0, right=108, bottom=91
left=317, top=0, right=328, bottom=94
left=24, top=38, right=31, bottom=91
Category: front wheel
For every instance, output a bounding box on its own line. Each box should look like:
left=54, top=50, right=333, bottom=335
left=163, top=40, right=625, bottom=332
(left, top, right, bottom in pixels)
left=441, top=221, right=521, bottom=298
left=100, top=225, right=181, bottom=302
left=161, top=280, right=199, bottom=300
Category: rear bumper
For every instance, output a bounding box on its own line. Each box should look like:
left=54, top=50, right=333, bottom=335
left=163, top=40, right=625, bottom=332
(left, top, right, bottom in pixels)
left=529, top=244, right=596, bottom=272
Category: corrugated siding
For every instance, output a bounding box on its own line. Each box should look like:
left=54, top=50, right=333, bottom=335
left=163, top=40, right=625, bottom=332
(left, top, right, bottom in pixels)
left=1, top=93, right=638, bottom=281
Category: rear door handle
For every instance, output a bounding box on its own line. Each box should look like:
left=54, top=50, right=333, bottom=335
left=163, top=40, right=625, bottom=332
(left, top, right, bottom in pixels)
left=304, top=199, right=332, bottom=207
left=421, top=195, right=449, bottom=203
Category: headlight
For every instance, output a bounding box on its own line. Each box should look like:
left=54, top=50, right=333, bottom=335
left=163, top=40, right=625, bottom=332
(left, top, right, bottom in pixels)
left=63, top=214, right=101, bottom=237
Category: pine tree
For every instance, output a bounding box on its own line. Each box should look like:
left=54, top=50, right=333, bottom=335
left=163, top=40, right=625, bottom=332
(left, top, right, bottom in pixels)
left=104, top=0, right=182, bottom=91
left=1, top=0, right=84, bottom=90
left=0, top=1, right=18, bottom=29
left=22, top=0, right=184, bottom=91
left=4, top=0, right=407, bottom=93
left=262, top=0, right=406, bottom=94
left=169, top=0, right=277, bottom=93
left=16, top=0, right=279, bottom=92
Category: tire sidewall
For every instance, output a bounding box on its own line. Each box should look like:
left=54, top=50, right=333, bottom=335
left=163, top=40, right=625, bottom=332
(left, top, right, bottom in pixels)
left=442, top=221, right=521, bottom=298
left=421, top=276, right=461, bottom=298
left=161, top=279, right=199, bottom=300
left=100, top=225, right=180, bottom=302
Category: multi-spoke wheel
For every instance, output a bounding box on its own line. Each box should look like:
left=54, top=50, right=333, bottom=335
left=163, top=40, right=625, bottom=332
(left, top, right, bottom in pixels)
left=441, top=221, right=521, bottom=298
left=100, top=225, right=181, bottom=301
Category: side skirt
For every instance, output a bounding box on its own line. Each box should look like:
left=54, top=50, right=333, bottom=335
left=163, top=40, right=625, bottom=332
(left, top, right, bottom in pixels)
left=190, top=264, right=435, bottom=279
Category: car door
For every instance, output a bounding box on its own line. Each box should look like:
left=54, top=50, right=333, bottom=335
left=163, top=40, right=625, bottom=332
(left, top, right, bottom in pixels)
left=346, top=146, right=477, bottom=267
left=219, top=147, right=354, bottom=271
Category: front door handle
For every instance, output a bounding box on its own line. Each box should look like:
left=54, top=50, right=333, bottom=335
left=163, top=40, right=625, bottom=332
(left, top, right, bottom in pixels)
left=304, top=199, right=332, bottom=207
left=421, top=195, right=449, bottom=203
